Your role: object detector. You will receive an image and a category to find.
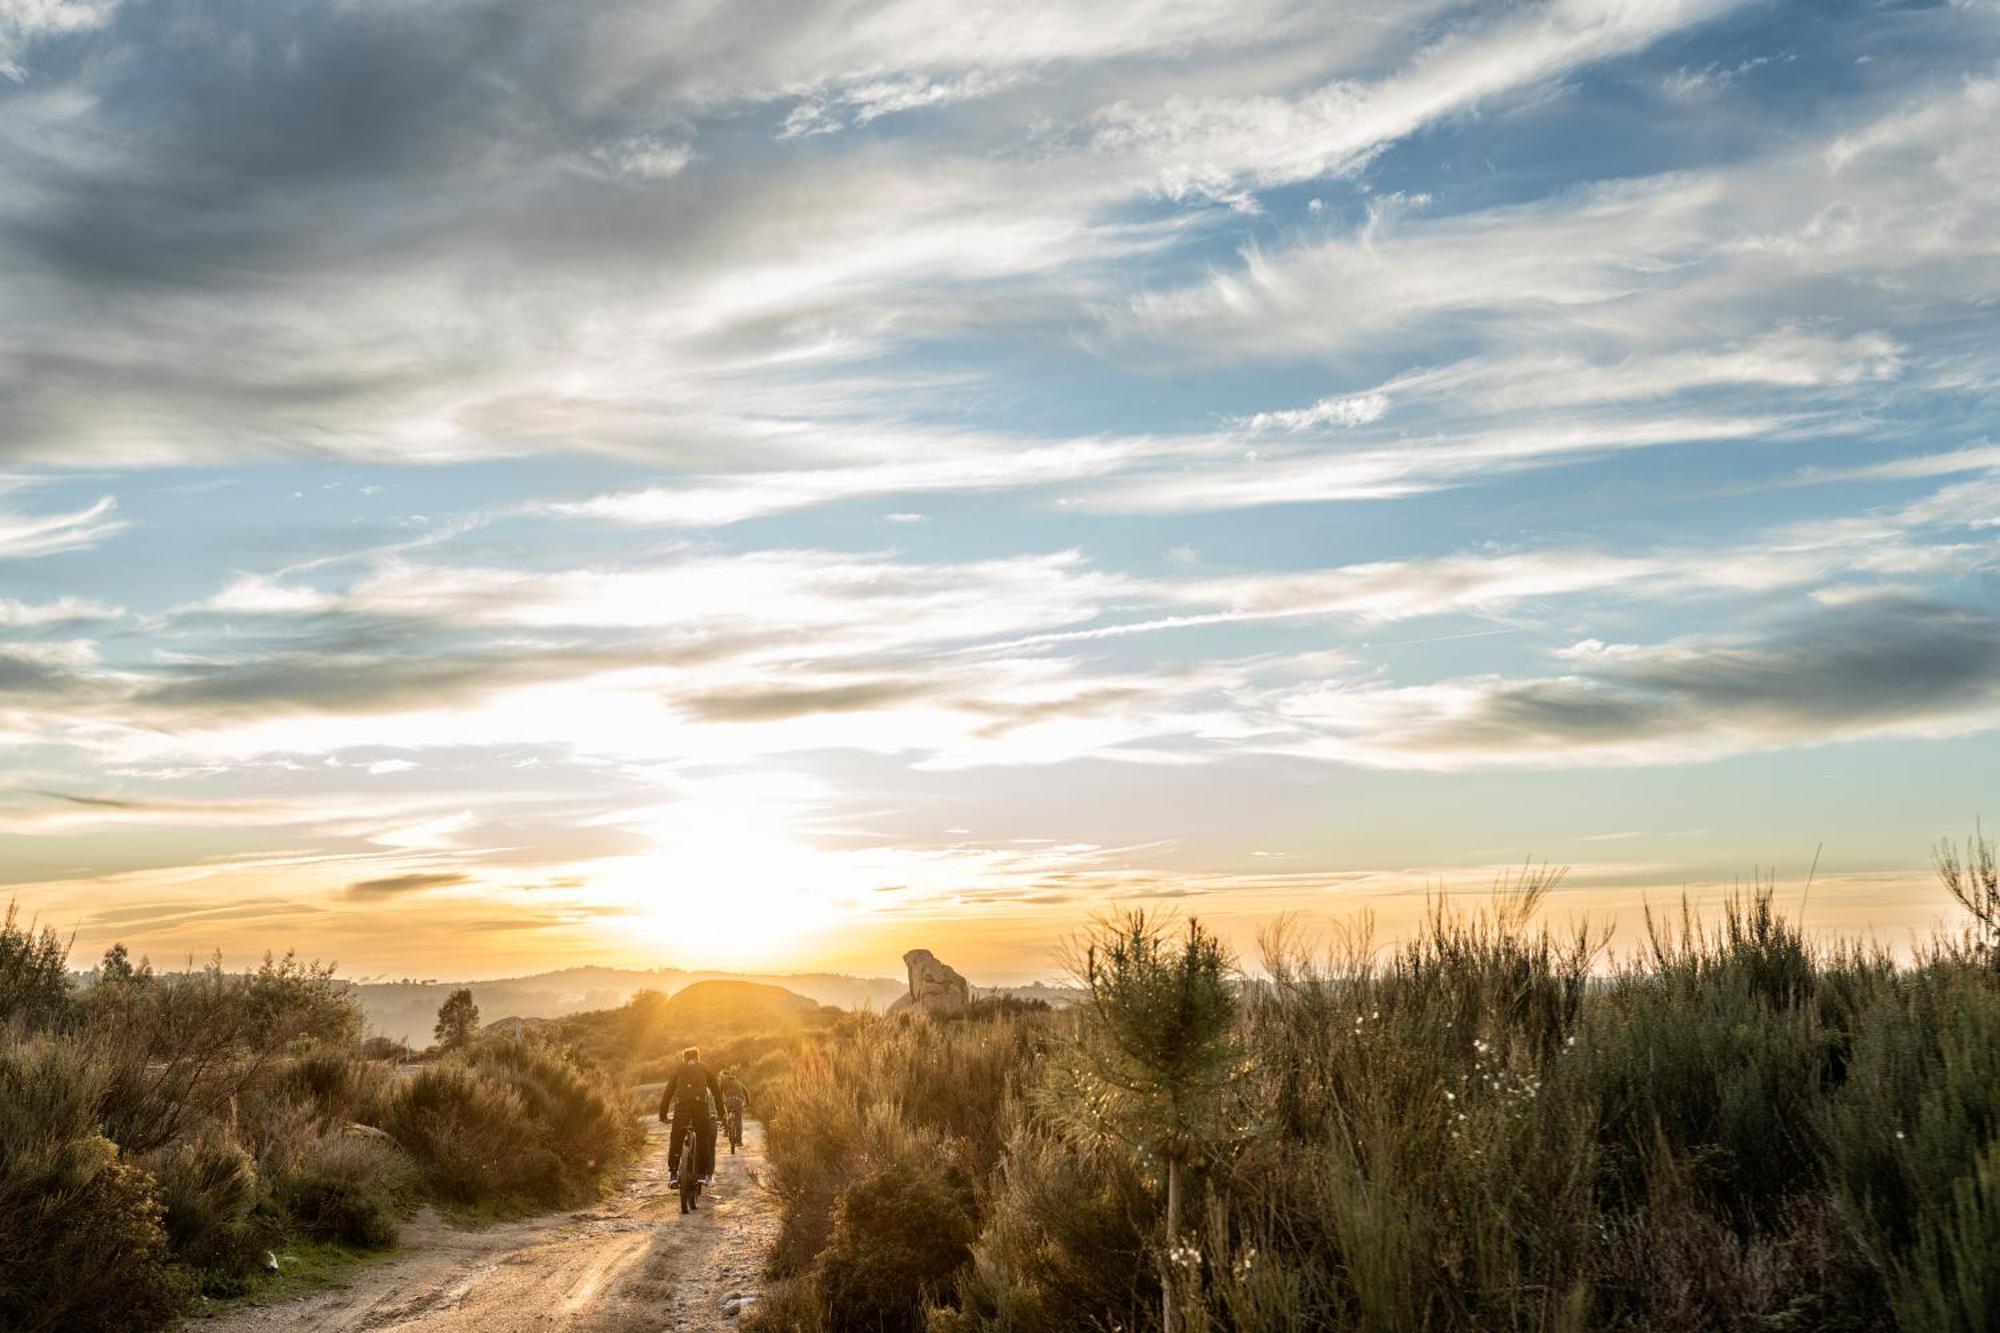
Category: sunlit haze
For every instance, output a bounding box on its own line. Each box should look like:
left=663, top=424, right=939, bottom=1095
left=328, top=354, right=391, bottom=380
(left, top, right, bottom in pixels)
left=2, top=0, right=1996, bottom=983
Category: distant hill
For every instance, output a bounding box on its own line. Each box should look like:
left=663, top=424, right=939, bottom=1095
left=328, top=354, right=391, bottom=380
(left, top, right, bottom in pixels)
left=651, top=979, right=824, bottom=1030
left=545, top=977, right=844, bottom=1089
left=976, top=982, right=1078, bottom=1007
left=353, top=966, right=904, bottom=1045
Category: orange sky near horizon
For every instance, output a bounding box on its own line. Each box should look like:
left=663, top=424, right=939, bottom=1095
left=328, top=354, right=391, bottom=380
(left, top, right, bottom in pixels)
left=11, top=854, right=1969, bottom=988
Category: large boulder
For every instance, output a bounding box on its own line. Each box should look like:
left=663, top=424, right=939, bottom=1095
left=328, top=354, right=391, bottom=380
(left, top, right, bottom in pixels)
left=886, top=949, right=969, bottom=1017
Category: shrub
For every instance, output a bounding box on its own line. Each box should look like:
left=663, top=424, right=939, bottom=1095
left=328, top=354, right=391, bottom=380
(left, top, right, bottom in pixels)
left=762, top=1015, right=1039, bottom=1280
left=956, top=1128, right=1157, bottom=1332
left=814, top=1154, right=977, bottom=1333
left=148, top=1127, right=260, bottom=1287
left=0, top=1037, right=188, bottom=1333
left=374, top=1040, right=638, bottom=1207
left=375, top=1061, right=531, bottom=1203
left=271, top=1132, right=412, bottom=1249
left=0, top=901, right=75, bottom=1033
left=361, top=1034, right=412, bottom=1061
left=83, top=955, right=367, bottom=1155
left=274, top=1047, right=388, bottom=1125
left=473, top=1038, right=644, bottom=1176
left=1823, top=965, right=2000, bottom=1332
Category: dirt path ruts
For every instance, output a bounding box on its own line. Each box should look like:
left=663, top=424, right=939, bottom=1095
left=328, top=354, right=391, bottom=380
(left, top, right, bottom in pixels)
left=198, top=1116, right=777, bottom=1332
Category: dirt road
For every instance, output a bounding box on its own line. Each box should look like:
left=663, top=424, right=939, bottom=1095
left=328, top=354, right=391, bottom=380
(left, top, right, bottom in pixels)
left=202, top=1116, right=778, bottom=1331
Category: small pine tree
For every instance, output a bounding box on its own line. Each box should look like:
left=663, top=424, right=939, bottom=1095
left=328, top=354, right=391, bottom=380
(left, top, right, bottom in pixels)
left=1057, top=913, right=1239, bottom=1333
left=435, top=987, right=479, bottom=1051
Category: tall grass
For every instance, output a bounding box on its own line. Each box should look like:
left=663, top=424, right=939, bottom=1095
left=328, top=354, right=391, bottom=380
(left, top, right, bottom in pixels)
left=754, top=865, right=2000, bottom=1333
left=747, top=1008, right=1040, bottom=1332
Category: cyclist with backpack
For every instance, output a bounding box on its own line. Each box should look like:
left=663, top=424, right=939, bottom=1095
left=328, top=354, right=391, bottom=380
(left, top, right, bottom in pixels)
left=659, top=1046, right=724, bottom=1189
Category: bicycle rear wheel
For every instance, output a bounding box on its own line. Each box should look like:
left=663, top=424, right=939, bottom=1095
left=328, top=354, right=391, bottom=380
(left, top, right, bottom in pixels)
left=678, top=1131, right=700, bottom=1213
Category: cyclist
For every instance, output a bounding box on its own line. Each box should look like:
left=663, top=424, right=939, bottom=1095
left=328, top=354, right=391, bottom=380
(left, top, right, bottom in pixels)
left=718, top=1068, right=749, bottom=1152
left=658, top=1046, right=723, bottom=1188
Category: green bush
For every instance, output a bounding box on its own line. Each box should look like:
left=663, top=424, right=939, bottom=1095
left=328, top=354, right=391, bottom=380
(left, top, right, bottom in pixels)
left=1824, top=965, right=2000, bottom=1332
left=0, top=1038, right=188, bottom=1333
left=272, top=1047, right=388, bottom=1125
left=0, top=901, right=75, bottom=1033
left=149, top=1127, right=260, bottom=1287
left=814, top=1154, right=977, bottom=1333
left=375, top=1061, right=531, bottom=1203
left=761, top=1016, right=1037, bottom=1281
left=271, top=1132, right=411, bottom=1249
left=956, top=1128, right=1157, bottom=1333
left=474, top=1038, right=644, bottom=1175
left=374, top=1040, right=638, bottom=1207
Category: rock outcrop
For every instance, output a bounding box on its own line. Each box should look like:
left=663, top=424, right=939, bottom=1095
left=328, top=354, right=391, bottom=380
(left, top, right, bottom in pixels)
left=886, top=948, right=970, bottom=1017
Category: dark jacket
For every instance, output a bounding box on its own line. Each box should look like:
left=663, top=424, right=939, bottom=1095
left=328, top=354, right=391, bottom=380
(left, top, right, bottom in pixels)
left=719, top=1074, right=749, bottom=1108
left=658, top=1059, right=723, bottom=1122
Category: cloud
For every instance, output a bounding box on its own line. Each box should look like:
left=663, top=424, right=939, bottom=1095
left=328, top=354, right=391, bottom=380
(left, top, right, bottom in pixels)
left=0, top=0, right=117, bottom=80
left=1118, top=76, right=2000, bottom=363
left=1094, top=411, right=1797, bottom=512
left=0, top=0, right=1763, bottom=474
left=779, top=69, right=1025, bottom=137
left=5, top=5, right=2000, bottom=978
left=1092, top=0, right=1747, bottom=202
left=19, top=454, right=1988, bottom=782
left=347, top=872, right=471, bottom=898
left=1237, top=391, right=1390, bottom=433
left=682, top=679, right=935, bottom=723
left=1373, top=329, right=1905, bottom=417
left=0, top=494, right=122, bottom=556
left=1086, top=68, right=2000, bottom=518
left=541, top=434, right=1165, bottom=527
left=589, top=133, right=696, bottom=179
left=0, top=647, right=88, bottom=695
left=0, top=594, right=120, bottom=626
left=1274, top=596, right=2000, bottom=770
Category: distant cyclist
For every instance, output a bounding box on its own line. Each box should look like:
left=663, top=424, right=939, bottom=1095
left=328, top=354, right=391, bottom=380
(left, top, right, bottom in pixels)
left=718, top=1068, right=749, bottom=1153
left=659, top=1046, right=723, bottom=1188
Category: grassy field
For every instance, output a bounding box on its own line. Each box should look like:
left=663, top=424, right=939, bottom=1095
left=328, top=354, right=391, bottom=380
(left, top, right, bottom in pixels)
left=746, top=848, right=2000, bottom=1333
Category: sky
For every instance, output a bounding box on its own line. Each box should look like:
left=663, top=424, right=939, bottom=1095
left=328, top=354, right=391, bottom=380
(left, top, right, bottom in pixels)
left=2, top=0, right=1997, bottom=984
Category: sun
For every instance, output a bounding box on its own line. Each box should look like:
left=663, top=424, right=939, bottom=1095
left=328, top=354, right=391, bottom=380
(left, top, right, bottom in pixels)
left=597, top=787, right=845, bottom=971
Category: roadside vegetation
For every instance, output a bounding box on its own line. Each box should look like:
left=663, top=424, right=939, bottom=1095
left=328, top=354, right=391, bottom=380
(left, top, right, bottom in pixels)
left=0, top=914, right=642, bottom=1332
left=749, top=833, right=2000, bottom=1333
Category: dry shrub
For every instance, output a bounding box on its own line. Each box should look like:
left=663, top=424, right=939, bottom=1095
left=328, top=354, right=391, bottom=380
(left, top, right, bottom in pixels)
left=0, top=1038, right=188, bottom=1333
left=955, top=1128, right=1156, bottom=1333
left=271, top=1132, right=412, bottom=1248
left=148, top=1127, right=261, bottom=1288
left=814, top=1151, right=977, bottom=1333
left=375, top=1039, right=639, bottom=1207
left=376, top=1061, right=534, bottom=1203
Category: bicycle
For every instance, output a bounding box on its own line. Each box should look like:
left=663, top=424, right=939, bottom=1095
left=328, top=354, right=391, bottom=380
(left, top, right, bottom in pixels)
left=675, top=1118, right=703, bottom=1214
left=724, top=1099, right=744, bottom=1155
